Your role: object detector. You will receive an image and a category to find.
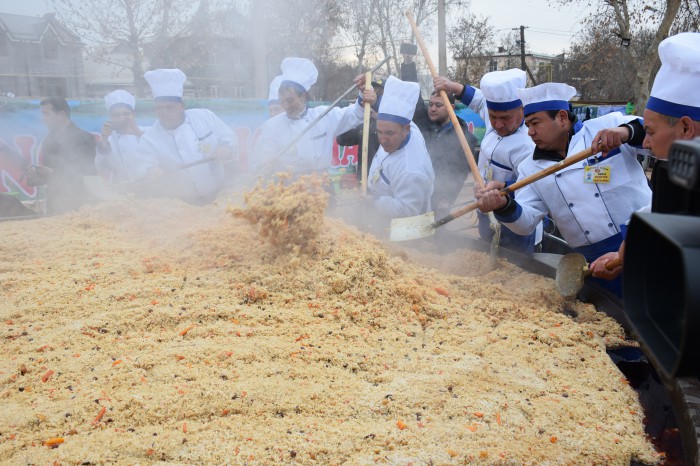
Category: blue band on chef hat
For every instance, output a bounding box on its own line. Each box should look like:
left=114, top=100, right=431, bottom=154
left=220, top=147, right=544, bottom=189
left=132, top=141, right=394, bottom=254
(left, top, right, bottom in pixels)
left=647, top=96, right=700, bottom=121
left=523, top=100, right=569, bottom=116
left=280, top=80, right=307, bottom=94
left=154, top=96, right=182, bottom=103
left=486, top=99, right=522, bottom=111
left=109, top=102, right=134, bottom=112
left=377, top=113, right=410, bottom=125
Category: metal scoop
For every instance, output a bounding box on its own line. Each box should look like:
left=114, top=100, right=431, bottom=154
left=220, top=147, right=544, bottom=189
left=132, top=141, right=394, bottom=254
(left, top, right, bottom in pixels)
left=555, top=253, right=622, bottom=297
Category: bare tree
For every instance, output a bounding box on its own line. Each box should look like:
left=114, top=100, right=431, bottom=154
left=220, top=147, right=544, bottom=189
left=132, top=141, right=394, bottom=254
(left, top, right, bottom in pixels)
left=50, top=0, right=196, bottom=96
left=552, top=0, right=682, bottom=111
left=447, top=14, right=496, bottom=84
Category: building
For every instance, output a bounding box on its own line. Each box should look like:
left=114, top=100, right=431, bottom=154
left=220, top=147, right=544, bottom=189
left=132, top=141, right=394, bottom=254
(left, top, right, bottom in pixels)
left=0, top=13, right=86, bottom=97
left=456, top=47, right=566, bottom=87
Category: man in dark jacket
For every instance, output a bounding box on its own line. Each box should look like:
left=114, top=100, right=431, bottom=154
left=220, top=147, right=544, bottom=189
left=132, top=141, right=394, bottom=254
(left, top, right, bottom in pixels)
left=27, top=97, right=97, bottom=215
left=422, top=90, right=478, bottom=218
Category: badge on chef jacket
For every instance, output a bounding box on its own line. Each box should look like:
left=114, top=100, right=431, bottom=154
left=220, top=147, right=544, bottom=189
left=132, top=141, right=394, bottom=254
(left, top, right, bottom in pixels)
left=584, top=165, right=611, bottom=184
left=198, top=143, right=212, bottom=154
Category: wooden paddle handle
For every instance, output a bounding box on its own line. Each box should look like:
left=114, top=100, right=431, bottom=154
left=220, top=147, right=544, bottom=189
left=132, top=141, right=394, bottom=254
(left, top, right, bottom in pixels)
left=361, top=71, right=371, bottom=197
left=431, top=147, right=597, bottom=228
left=406, top=11, right=483, bottom=188
left=585, top=256, right=622, bottom=276
left=501, top=147, right=595, bottom=194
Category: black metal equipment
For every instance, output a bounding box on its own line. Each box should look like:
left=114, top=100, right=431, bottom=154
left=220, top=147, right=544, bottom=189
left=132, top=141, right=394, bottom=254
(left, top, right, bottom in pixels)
left=623, top=212, right=700, bottom=378
left=668, top=137, right=700, bottom=191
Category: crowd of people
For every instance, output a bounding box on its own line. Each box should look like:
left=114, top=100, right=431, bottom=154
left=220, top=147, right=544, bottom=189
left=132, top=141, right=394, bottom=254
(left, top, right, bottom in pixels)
left=18, top=31, right=700, bottom=299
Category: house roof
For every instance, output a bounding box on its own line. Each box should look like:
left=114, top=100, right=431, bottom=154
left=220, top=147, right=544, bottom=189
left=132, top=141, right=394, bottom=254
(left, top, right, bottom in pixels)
left=0, top=12, right=81, bottom=45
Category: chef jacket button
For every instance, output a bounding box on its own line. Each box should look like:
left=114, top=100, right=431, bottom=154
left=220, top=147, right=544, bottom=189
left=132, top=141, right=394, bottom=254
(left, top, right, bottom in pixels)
left=594, top=193, right=600, bottom=197
left=608, top=222, right=614, bottom=227
left=584, top=230, right=590, bottom=235
left=568, top=203, right=574, bottom=208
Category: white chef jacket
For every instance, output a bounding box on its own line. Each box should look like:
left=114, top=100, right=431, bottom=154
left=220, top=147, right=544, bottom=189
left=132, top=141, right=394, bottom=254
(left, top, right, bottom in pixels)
left=95, top=127, right=155, bottom=184
left=497, top=112, right=652, bottom=249
left=139, top=109, right=236, bottom=200
left=368, top=123, right=435, bottom=218
left=462, top=85, right=534, bottom=184
left=252, top=100, right=365, bottom=173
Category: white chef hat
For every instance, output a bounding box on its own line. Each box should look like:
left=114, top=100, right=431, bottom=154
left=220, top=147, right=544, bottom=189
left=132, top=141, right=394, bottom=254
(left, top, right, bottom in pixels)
left=268, top=75, right=283, bottom=102
left=647, top=32, right=700, bottom=120
left=144, top=68, right=186, bottom=102
left=377, top=76, right=419, bottom=125
left=279, top=57, right=318, bottom=93
left=518, top=82, right=577, bottom=116
left=104, top=89, right=135, bottom=111
left=480, top=68, right=526, bottom=111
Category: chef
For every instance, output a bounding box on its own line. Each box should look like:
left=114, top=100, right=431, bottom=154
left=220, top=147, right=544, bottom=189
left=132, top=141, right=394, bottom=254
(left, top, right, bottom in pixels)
left=590, top=32, right=700, bottom=280
left=477, top=82, right=651, bottom=297
left=95, top=90, right=154, bottom=184
left=433, top=69, right=537, bottom=253
left=139, top=68, right=237, bottom=204
left=252, top=57, right=374, bottom=175
left=367, top=75, right=434, bottom=219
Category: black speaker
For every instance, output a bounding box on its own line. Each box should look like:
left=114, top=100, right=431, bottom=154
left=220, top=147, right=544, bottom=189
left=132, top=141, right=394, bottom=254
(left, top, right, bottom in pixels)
left=623, top=212, right=700, bottom=378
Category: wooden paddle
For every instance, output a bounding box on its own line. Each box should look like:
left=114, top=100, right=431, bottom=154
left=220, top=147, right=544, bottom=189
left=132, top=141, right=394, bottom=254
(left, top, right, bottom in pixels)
left=361, top=71, right=371, bottom=196
left=390, top=147, right=596, bottom=241
left=405, top=11, right=503, bottom=258
left=83, top=155, right=220, bottom=201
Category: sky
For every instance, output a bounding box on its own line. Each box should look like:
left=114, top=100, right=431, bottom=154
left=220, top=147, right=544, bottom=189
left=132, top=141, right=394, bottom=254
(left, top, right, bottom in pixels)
left=1, top=0, right=591, bottom=56
left=469, top=0, right=593, bottom=55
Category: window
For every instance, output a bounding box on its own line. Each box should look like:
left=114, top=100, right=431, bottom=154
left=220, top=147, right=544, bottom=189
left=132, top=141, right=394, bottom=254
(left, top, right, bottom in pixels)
left=43, top=32, right=58, bottom=60
left=0, top=33, right=9, bottom=57
left=489, top=60, right=498, bottom=72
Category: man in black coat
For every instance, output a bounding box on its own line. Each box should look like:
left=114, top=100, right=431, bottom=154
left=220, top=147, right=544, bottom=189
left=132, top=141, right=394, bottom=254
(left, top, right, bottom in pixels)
left=421, top=90, right=478, bottom=219
left=27, top=97, right=97, bottom=215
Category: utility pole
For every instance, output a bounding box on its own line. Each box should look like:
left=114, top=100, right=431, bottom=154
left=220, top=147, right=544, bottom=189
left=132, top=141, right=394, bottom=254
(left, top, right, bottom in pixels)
left=519, top=25, right=527, bottom=71
left=438, top=0, right=447, bottom=76
left=518, top=25, right=537, bottom=85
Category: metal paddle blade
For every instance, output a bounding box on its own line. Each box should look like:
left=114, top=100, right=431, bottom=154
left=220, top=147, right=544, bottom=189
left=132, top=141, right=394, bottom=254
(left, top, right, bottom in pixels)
left=389, top=212, right=435, bottom=242
left=83, top=175, right=121, bottom=200
left=555, top=253, right=588, bottom=298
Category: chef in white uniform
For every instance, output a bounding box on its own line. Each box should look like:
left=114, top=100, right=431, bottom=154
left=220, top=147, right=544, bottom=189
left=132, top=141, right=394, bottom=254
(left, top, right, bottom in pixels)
left=367, top=76, right=434, bottom=219
left=477, top=82, right=651, bottom=297
left=253, top=57, right=372, bottom=175
left=139, top=68, right=237, bottom=204
left=434, top=69, right=538, bottom=253
left=95, top=90, right=154, bottom=184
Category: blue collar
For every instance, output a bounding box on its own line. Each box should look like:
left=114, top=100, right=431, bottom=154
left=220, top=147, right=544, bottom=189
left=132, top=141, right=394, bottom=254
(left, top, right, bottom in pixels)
left=397, top=131, right=411, bottom=151
left=439, top=121, right=453, bottom=133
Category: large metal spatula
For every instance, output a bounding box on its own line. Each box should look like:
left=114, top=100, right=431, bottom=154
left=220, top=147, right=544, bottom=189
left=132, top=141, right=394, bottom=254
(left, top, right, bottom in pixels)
left=555, top=253, right=622, bottom=297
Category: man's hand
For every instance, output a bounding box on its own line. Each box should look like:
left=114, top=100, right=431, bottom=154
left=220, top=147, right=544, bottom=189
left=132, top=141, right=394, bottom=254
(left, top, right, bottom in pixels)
left=101, top=121, right=113, bottom=140
left=361, top=87, right=377, bottom=107
left=474, top=180, right=505, bottom=200
left=590, top=251, right=623, bottom=280
left=591, top=126, right=628, bottom=156
left=476, top=181, right=507, bottom=213
left=590, top=241, right=625, bottom=280
left=433, top=76, right=464, bottom=96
